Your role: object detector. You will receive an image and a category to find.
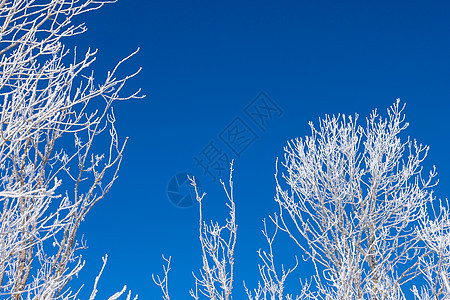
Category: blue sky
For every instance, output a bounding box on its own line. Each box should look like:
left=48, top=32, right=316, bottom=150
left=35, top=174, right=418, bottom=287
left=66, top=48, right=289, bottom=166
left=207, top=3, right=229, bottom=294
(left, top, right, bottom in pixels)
left=68, top=1, right=450, bottom=298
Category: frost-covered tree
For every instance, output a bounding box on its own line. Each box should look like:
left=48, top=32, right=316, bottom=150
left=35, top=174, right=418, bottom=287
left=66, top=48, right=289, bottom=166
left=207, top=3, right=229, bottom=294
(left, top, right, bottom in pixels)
left=272, top=99, right=443, bottom=299
left=154, top=101, right=450, bottom=300
left=0, top=0, right=142, bottom=299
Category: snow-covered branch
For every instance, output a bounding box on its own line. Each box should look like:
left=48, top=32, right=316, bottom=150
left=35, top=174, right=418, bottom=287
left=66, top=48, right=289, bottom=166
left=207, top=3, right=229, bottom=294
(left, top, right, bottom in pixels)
left=0, top=0, right=143, bottom=299
left=154, top=101, right=450, bottom=300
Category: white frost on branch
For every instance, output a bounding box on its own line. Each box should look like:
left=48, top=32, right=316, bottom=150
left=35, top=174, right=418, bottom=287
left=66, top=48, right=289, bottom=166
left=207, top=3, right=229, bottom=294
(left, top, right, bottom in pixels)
left=0, top=0, right=143, bottom=299
left=154, top=101, right=450, bottom=300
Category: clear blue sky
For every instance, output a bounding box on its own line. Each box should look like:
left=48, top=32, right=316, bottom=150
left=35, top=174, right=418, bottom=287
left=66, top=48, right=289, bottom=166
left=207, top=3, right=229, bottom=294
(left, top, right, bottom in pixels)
left=69, top=1, right=450, bottom=298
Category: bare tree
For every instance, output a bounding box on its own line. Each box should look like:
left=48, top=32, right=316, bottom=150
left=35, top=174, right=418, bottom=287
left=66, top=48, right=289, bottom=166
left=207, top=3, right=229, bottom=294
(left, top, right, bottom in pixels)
left=155, top=100, right=450, bottom=300
left=187, top=164, right=237, bottom=300
left=154, top=163, right=238, bottom=300
left=154, top=162, right=304, bottom=300
left=273, top=99, right=447, bottom=299
left=0, top=0, right=142, bottom=299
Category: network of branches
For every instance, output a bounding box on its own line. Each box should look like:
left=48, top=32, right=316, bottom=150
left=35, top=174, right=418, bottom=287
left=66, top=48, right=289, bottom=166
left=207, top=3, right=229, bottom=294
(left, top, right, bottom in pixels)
left=1, top=1, right=449, bottom=300
left=0, top=0, right=142, bottom=299
left=154, top=101, right=450, bottom=300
